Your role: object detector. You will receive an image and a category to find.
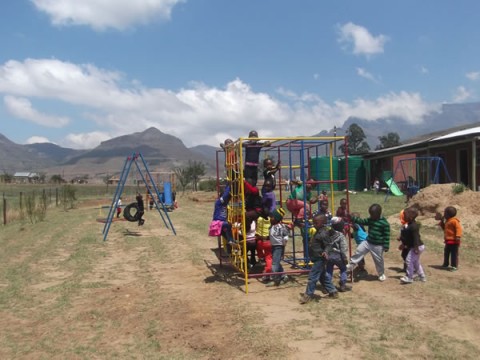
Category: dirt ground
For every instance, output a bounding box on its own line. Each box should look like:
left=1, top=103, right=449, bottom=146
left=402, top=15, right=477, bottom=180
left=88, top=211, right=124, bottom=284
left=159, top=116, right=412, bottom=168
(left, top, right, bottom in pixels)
left=1, top=186, right=479, bottom=359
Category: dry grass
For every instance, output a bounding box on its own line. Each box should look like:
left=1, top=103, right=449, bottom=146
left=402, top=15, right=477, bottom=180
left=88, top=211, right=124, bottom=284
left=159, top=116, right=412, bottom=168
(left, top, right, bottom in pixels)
left=0, top=190, right=479, bottom=359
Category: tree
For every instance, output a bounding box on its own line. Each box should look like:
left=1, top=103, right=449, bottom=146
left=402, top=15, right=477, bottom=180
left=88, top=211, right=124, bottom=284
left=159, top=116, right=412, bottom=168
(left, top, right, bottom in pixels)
left=376, top=132, right=401, bottom=150
left=0, top=172, right=13, bottom=183
left=173, top=167, right=191, bottom=193
left=339, top=123, right=371, bottom=155
left=37, top=172, right=47, bottom=183
left=50, top=174, right=65, bottom=184
left=187, top=160, right=206, bottom=191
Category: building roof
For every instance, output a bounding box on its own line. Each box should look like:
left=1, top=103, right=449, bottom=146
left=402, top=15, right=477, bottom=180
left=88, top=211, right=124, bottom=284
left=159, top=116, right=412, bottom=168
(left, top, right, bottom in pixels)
left=366, top=122, right=480, bottom=158
left=431, top=126, right=480, bottom=142
left=14, top=172, right=38, bottom=177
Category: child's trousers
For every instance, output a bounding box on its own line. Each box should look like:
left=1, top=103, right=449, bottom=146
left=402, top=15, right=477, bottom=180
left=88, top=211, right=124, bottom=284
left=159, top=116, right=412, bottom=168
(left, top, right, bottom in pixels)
left=406, top=245, right=425, bottom=279
left=443, top=243, right=459, bottom=268
left=351, top=241, right=385, bottom=276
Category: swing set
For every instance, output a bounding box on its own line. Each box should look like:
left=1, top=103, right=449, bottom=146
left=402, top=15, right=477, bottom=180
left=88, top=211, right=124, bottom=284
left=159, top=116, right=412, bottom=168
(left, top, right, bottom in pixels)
left=385, top=156, right=452, bottom=201
left=102, top=153, right=176, bottom=241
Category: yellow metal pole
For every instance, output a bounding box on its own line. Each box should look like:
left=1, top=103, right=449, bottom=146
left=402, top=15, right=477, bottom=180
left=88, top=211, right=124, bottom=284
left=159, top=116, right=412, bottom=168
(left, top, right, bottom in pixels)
left=329, top=142, right=335, bottom=214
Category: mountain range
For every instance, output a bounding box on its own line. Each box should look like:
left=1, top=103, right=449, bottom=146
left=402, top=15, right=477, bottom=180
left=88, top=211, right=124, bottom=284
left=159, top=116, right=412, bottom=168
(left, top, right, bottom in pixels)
left=2, top=102, right=480, bottom=181
left=0, top=128, right=217, bottom=181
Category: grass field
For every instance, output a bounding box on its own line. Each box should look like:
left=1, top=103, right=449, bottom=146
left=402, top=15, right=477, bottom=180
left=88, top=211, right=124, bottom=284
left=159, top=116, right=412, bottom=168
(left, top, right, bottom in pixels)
left=1, top=187, right=479, bottom=359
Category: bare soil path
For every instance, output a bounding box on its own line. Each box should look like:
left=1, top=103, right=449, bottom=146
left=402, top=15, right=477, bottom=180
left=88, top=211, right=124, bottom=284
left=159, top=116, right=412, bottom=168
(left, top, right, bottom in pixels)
left=1, top=190, right=479, bottom=359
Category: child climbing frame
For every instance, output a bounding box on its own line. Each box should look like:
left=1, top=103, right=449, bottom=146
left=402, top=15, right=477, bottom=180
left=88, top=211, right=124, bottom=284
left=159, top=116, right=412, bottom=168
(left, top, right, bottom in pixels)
left=215, top=135, right=353, bottom=293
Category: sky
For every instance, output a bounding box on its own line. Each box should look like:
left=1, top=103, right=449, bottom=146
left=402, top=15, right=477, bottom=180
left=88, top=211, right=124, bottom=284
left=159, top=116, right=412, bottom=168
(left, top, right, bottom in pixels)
left=1, top=0, right=480, bottom=149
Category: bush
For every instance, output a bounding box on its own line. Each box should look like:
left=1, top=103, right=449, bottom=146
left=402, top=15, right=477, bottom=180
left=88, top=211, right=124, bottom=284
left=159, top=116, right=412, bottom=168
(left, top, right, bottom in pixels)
left=24, top=191, right=48, bottom=223
left=452, top=183, right=466, bottom=195
left=198, top=179, right=217, bottom=192
left=62, top=185, right=77, bottom=210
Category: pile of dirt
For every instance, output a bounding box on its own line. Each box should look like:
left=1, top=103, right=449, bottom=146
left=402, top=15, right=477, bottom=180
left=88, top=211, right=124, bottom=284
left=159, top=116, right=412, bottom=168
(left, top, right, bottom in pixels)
left=406, top=183, right=480, bottom=233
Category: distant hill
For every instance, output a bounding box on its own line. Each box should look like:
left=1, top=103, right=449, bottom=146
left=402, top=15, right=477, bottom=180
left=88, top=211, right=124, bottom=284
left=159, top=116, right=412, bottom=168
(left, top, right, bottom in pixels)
left=2, top=102, right=480, bottom=180
left=314, top=102, right=480, bottom=149
left=0, top=133, right=57, bottom=173
left=189, top=144, right=220, bottom=161
left=24, top=143, right=85, bottom=163
left=0, top=128, right=216, bottom=181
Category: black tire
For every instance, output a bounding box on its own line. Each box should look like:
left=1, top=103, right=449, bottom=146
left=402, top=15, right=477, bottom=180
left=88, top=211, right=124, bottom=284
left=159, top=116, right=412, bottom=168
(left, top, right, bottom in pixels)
left=123, top=202, right=140, bottom=222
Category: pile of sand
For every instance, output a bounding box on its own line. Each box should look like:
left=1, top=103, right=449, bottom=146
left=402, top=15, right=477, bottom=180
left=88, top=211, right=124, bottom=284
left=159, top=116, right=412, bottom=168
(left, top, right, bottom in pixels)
left=405, top=183, right=480, bottom=233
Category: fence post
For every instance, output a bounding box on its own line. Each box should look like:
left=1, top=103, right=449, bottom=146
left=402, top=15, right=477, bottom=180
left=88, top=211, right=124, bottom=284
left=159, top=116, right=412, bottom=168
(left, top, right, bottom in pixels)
left=3, top=193, right=6, bottom=225
left=20, top=191, right=23, bottom=212
left=56, top=188, right=59, bottom=206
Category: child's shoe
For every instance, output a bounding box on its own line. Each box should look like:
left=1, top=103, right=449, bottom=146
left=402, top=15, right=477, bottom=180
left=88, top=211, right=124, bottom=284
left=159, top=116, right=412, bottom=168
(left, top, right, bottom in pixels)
left=299, top=293, right=313, bottom=304
left=419, top=275, right=427, bottom=282
left=279, top=275, right=289, bottom=285
left=265, top=281, right=278, bottom=287
left=261, top=276, right=271, bottom=283
left=378, top=274, right=387, bottom=282
left=400, top=276, right=413, bottom=284
left=449, top=267, right=457, bottom=272
left=338, top=283, right=352, bottom=292
left=328, top=292, right=339, bottom=299
left=317, top=284, right=329, bottom=294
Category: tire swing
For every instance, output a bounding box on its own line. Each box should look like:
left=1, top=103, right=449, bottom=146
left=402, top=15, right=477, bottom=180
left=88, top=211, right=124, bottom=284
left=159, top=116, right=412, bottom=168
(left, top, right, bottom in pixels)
left=123, top=202, right=141, bottom=222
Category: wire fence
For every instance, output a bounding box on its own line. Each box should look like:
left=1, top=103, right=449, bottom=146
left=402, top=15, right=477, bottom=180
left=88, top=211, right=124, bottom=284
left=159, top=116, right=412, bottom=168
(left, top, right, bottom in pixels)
left=0, top=184, right=146, bottom=225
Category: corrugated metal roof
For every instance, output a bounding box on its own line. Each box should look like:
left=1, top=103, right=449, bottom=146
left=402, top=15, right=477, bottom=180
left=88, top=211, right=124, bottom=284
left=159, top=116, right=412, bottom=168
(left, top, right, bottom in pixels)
left=14, top=172, right=32, bottom=177
left=430, top=126, right=480, bottom=141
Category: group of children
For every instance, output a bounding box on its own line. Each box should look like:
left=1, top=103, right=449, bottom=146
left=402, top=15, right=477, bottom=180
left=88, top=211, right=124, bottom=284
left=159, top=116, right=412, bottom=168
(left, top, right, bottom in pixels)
left=300, top=201, right=462, bottom=303
left=213, top=130, right=463, bottom=302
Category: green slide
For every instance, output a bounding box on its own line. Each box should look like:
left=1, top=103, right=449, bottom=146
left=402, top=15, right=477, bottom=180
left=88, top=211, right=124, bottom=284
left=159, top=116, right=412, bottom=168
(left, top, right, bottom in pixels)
left=385, top=178, right=403, bottom=196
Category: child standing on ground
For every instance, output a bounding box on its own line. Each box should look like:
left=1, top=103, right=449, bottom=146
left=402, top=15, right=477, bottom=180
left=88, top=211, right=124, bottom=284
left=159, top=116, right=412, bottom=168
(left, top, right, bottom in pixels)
left=327, top=217, right=351, bottom=292
left=245, top=220, right=257, bottom=268
left=116, top=197, right=122, bottom=218
left=136, top=193, right=145, bottom=226
left=347, top=204, right=390, bottom=281
left=266, top=208, right=290, bottom=287
left=350, top=212, right=368, bottom=277
left=399, top=207, right=426, bottom=283
left=256, top=215, right=272, bottom=282
left=373, top=178, right=380, bottom=194
left=436, top=206, right=462, bottom=271
left=397, top=208, right=410, bottom=273
left=299, top=214, right=339, bottom=304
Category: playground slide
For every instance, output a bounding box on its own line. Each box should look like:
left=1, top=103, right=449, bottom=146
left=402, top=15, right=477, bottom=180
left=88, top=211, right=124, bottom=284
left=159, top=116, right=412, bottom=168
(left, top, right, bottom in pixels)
left=385, top=178, right=404, bottom=196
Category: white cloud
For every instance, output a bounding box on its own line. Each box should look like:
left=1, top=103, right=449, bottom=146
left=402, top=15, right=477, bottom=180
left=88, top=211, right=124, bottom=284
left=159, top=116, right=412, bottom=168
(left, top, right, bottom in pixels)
left=466, top=71, right=480, bottom=81
left=63, top=131, right=111, bottom=149
left=452, top=86, right=471, bottom=103
left=337, top=22, right=389, bottom=56
left=356, top=68, right=378, bottom=83
left=31, top=0, right=183, bottom=31
left=26, top=136, right=51, bottom=144
left=0, top=58, right=439, bottom=148
left=419, top=66, right=429, bottom=74
left=313, top=73, right=319, bottom=80
left=4, top=95, right=69, bottom=127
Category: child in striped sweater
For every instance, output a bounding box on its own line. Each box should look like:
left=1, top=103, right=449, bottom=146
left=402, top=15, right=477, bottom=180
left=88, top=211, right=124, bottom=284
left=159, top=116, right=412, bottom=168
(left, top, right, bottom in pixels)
left=347, top=204, right=391, bottom=281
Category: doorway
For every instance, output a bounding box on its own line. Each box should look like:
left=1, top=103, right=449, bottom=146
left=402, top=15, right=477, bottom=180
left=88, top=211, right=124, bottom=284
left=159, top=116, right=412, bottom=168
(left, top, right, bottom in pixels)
left=458, top=149, right=469, bottom=186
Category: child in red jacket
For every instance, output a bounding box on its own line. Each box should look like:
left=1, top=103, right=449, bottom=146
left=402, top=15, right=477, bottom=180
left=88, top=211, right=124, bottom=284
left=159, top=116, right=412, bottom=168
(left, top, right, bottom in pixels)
left=435, top=206, right=462, bottom=271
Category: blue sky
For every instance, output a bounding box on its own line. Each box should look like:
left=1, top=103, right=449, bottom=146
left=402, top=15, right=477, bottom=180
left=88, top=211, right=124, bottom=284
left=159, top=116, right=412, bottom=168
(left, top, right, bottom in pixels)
left=0, top=0, right=479, bottom=149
